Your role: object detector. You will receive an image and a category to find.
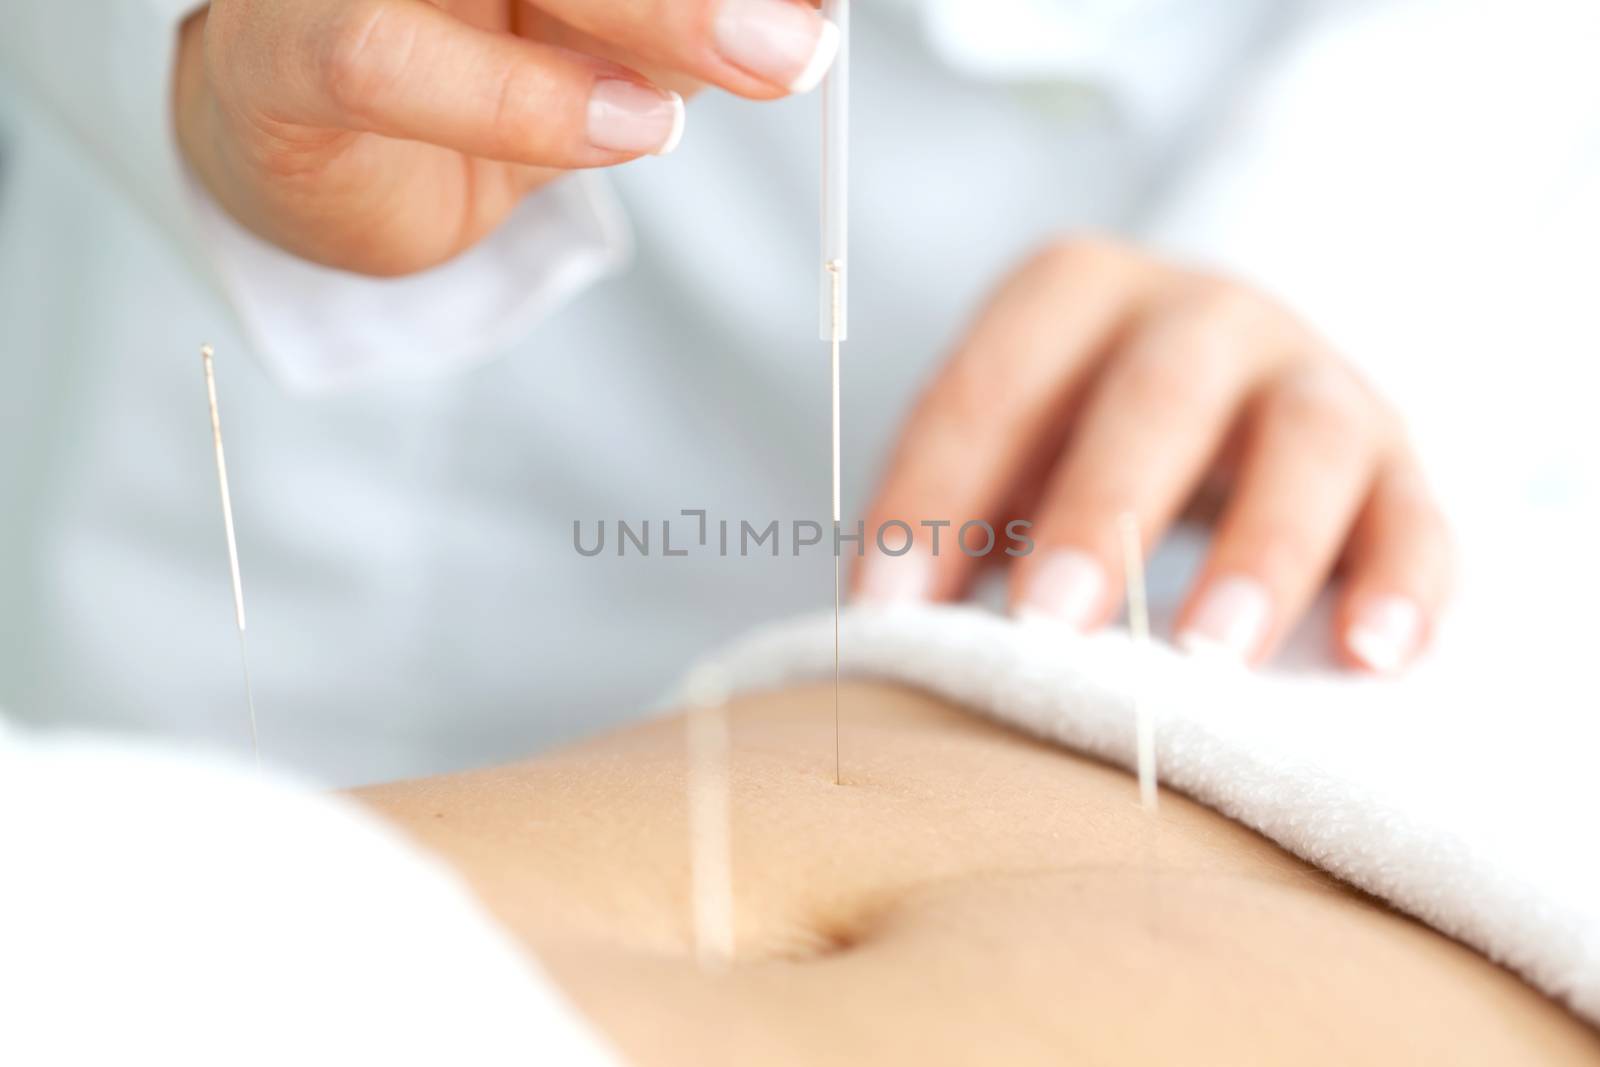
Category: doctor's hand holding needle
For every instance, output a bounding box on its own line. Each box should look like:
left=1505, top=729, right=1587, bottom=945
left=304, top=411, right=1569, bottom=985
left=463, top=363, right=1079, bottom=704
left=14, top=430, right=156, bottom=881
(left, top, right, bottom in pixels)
left=174, top=0, right=839, bottom=276
left=857, top=238, right=1455, bottom=675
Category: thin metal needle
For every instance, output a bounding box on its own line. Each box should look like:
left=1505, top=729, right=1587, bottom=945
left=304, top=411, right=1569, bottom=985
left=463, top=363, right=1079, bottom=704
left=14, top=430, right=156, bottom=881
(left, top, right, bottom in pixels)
left=1118, top=513, right=1157, bottom=812
left=685, top=667, right=735, bottom=970
left=820, top=0, right=848, bottom=787
left=828, top=261, right=843, bottom=786
left=201, top=344, right=261, bottom=769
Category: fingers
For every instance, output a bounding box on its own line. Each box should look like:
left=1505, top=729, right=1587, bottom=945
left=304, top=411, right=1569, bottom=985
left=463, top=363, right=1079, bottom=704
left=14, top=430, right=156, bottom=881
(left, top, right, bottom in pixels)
left=1009, top=284, right=1294, bottom=629
left=532, top=0, right=842, bottom=99
left=854, top=239, right=1150, bottom=605
left=1334, top=461, right=1454, bottom=674
left=230, top=0, right=685, bottom=167
left=1175, top=367, right=1391, bottom=664
left=853, top=229, right=1445, bottom=674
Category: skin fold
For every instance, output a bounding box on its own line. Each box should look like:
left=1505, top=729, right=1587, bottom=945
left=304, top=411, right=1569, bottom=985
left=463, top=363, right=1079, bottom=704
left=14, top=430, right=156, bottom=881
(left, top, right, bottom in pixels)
left=356, top=682, right=1599, bottom=1066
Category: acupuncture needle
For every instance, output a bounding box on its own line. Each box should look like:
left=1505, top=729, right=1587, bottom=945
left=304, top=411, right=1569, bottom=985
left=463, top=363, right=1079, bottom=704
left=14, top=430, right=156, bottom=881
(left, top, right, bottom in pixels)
left=684, top=667, right=736, bottom=970
left=821, top=0, right=849, bottom=786
left=1117, top=513, right=1157, bottom=812
left=201, top=344, right=261, bottom=769
left=827, top=260, right=843, bottom=787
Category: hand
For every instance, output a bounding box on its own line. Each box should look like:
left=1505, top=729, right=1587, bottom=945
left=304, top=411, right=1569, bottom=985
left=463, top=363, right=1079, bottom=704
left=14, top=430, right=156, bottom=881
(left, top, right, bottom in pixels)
left=857, top=237, right=1453, bottom=673
left=174, top=0, right=838, bottom=276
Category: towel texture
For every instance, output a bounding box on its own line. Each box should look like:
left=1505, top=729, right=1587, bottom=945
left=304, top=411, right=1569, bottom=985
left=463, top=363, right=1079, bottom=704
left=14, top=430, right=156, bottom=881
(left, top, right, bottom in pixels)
left=686, top=604, right=1600, bottom=1027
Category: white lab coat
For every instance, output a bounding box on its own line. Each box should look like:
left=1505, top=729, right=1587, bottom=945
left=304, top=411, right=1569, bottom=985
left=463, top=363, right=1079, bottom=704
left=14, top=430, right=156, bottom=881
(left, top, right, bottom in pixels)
left=2, top=0, right=1599, bottom=786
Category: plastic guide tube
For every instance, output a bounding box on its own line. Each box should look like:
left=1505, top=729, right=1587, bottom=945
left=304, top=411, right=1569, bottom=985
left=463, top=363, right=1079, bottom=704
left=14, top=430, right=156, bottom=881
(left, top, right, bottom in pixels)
left=820, top=0, right=849, bottom=343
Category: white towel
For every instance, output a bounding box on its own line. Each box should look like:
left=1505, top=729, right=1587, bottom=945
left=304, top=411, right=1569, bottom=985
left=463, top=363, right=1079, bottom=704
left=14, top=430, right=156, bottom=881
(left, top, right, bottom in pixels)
left=0, top=725, right=623, bottom=1066
left=685, top=604, right=1600, bottom=1027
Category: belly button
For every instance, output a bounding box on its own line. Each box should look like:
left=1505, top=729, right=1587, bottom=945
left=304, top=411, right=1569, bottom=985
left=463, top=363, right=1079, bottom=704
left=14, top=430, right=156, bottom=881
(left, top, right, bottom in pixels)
left=755, top=914, right=869, bottom=963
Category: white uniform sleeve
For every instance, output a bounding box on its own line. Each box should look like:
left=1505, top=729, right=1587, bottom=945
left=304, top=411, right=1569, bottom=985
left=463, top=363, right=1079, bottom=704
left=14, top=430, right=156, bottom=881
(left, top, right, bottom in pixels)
left=1139, top=0, right=1600, bottom=410
left=0, top=717, right=624, bottom=1066
left=0, top=2, right=632, bottom=392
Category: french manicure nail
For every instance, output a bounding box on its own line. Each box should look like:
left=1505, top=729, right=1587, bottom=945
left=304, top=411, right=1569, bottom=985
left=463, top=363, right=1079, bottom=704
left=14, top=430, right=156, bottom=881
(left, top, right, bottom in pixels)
left=1017, top=549, right=1106, bottom=631
left=714, top=0, right=841, bottom=94
left=587, top=81, right=686, bottom=155
left=1346, top=595, right=1423, bottom=675
left=857, top=550, right=933, bottom=606
left=1179, top=575, right=1272, bottom=662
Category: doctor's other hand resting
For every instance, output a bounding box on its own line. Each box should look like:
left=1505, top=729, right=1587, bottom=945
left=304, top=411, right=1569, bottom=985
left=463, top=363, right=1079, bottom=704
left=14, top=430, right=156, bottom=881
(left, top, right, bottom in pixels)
left=173, top=0, right=838, bottom=276
left=859, top=238, right=1453, bottom=676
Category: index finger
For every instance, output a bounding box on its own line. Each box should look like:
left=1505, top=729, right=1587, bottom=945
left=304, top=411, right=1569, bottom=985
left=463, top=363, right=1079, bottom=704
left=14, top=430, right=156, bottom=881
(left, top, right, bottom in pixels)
left=532, top=0, right=840, bottom=98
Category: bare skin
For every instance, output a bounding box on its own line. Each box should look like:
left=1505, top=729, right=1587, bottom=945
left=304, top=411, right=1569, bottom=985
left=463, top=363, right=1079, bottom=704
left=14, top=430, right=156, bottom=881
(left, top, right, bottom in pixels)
left=356, top=682, right=1599, bottom=1066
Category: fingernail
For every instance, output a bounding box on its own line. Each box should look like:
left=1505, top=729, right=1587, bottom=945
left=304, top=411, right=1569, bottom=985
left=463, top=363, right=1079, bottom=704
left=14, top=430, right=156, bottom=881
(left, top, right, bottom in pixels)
left=715, top=0, right=841, bottom=94
left=1346, top=595, right=1423, bottom=675
left=587, top=81, right=686, bottom=155
left=857, top=549, right=933, bottom=606
left=1179, top=575, right=1272, bottom=662
left=1017, top=549, right=1106, bottom=631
